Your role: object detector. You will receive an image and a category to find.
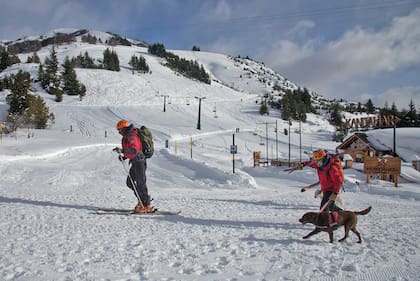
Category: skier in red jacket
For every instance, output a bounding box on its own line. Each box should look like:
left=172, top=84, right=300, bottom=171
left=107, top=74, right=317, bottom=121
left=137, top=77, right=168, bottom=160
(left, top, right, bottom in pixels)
left=113, top=119, right=153, bottom=213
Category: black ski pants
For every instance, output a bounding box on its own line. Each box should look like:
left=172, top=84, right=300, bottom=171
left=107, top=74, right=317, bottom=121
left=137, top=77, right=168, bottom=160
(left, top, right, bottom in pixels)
left=320, top=190, right=342, bottom=212
left=126, top=158, right=151, bottom=206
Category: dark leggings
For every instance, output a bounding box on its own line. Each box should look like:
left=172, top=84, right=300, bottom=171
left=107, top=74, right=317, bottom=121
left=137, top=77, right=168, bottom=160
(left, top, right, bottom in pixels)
left=320, top=191, right=342, bottom=212
left=126, top=159, right=150, bottom=206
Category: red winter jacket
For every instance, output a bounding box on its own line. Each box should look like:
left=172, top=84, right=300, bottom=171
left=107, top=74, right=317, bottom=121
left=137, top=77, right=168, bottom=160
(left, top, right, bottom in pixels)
left=305, top=156, right=343, bottom=194
left=121, top=128, right=143, bottom=160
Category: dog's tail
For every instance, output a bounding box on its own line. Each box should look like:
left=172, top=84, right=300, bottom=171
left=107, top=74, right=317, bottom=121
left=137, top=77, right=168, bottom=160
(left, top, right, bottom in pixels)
left=355, top=206, right=372, bottom=216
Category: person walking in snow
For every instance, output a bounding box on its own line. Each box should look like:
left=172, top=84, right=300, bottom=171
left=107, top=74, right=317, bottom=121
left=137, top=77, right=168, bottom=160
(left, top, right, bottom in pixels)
left=290, top=149, right=345, bottom=227
left=300, top=149, right=344, bottom=213
left=113, top=119, right=153, bottom=213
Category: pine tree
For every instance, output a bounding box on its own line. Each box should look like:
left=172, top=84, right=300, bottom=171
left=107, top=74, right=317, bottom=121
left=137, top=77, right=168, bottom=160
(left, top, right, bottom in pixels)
left=405, top=99, right=418, bottom=126
left=26, top=52, right=40, bottom=63
left=103, top=48, right=120, bottom=71
left=200, top=65, right=210, bottom=84
left=43, top=46, right=60, bottom=91
left=37, top=64, right=45, bottom=84
left=103, top=48, right=111, bottom=69
left=365, top=98, right=375, bottom=114
left=72, top=51, right=96, bottom=68
left=62, top=56, right=81, bottom=95
left=129, top=54, right=149, bottom=73
left=51, top=87, right=64, bottom=102
left=0, top=49, right=11, bottom=72
left=138, top=56, right=149, bottom=72
left=32, top=52, right=41, bottom=63
left=79, top=84, right=86, bottom=100
left=281, top=90, right=294, bottom=120
left=164, top=52, right=211, bottom=84
left=280, top=89, right=311, bottom=121
left=24, top=95, right=53, bottom=129
left=110, top=50, right=120, bottom=71
left=330, top=103, right=343, bottom=128
left=390, top=102, right=399, bottom=115
left=148, top=43, right=166, bottom=57
left=300, top=88, right=312, bottom=112
left=296, top=104, right=307, bottom=122
left=82, top=51, right=95, bottom=68
left=5, top=71, right=31, bottom=114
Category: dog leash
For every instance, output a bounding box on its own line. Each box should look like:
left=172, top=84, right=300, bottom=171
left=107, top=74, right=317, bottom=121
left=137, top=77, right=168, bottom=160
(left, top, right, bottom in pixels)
left=320, top=200, right=331, bottom=212
left=314, top=200, right=332, bottom=227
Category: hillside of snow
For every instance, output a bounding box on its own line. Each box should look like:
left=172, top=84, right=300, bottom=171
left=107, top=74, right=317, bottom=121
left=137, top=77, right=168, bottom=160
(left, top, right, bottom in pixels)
left=0, top=29, right=419, bottom=280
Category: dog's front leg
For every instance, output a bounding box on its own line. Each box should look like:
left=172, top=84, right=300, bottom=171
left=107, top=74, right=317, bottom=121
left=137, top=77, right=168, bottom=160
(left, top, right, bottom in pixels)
left=328, top=230, right=334, bottom=243
left=303, top=228, right=322, bottom=239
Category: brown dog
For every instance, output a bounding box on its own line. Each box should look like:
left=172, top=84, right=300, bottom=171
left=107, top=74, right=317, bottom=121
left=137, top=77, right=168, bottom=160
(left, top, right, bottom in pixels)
left=299, top=206, right=372, bottom=243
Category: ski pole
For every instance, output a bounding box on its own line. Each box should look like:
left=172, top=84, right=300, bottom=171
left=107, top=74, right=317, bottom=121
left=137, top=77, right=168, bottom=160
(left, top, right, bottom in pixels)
left=301, top=181, right=319, bottom=192
left=120, top=158, right=145, bottom=209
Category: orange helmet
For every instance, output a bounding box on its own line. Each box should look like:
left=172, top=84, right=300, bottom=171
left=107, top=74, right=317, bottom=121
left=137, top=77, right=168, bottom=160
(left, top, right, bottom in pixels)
left=116, top=119, right=129, bottom=130
left=312, top=149, right=327, bottom=161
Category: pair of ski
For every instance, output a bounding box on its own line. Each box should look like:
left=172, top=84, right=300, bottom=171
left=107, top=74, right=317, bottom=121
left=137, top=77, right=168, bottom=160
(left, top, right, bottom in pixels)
left=96, top=208, right=182, bottom=216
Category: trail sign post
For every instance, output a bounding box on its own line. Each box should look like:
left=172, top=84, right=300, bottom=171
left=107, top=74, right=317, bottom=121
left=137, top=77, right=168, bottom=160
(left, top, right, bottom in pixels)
left=231, top=134, right=237, bottom=173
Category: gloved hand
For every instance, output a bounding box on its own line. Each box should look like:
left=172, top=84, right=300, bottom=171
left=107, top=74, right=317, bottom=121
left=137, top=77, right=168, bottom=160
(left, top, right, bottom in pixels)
left=113, top=147, right=122, bottom=153
left=118, top=155, right=126, bottom=162
left=329, top=193, right=338, bottom=201
left=296, top=162, right=304, bottom=170
left=300, top=187, right=306, bottom=192
left=314, top=189, right=322, bottom=198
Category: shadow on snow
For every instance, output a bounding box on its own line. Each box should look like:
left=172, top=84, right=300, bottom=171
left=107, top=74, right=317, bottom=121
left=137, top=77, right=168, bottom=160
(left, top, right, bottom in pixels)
left=0, top=196, right=97, bottom=211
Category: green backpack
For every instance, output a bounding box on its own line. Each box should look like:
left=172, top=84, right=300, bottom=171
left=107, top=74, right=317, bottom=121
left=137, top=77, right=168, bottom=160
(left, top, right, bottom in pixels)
left=137, top=126, right=154, bottom=158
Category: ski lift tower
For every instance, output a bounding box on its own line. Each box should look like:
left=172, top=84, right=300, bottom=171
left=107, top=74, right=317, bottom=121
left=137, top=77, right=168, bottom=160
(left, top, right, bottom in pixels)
left=195, top=96, right=206, bottom=130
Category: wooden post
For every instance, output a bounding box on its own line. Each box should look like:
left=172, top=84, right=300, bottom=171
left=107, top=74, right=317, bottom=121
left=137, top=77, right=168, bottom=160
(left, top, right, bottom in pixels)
left=190, top=136, right=193, bottom=159
left=253, top=151, right=261, bottom=167
left=394, top=174, right=399, bottom=187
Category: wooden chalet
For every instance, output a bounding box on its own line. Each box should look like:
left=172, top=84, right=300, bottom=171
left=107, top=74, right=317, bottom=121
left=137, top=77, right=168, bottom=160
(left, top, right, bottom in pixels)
left=336, top=132, right=394, bottom=163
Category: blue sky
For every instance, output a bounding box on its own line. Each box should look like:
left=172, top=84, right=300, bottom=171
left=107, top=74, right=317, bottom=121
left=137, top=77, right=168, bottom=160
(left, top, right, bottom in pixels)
left=1, top=0, right=419, bottom=110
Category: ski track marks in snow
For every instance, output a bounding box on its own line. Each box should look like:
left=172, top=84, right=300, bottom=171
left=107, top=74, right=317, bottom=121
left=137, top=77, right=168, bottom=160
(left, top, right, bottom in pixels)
left=1, top=183, right=419, bottom=280
left=1, top=135, right=419, bottom=280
